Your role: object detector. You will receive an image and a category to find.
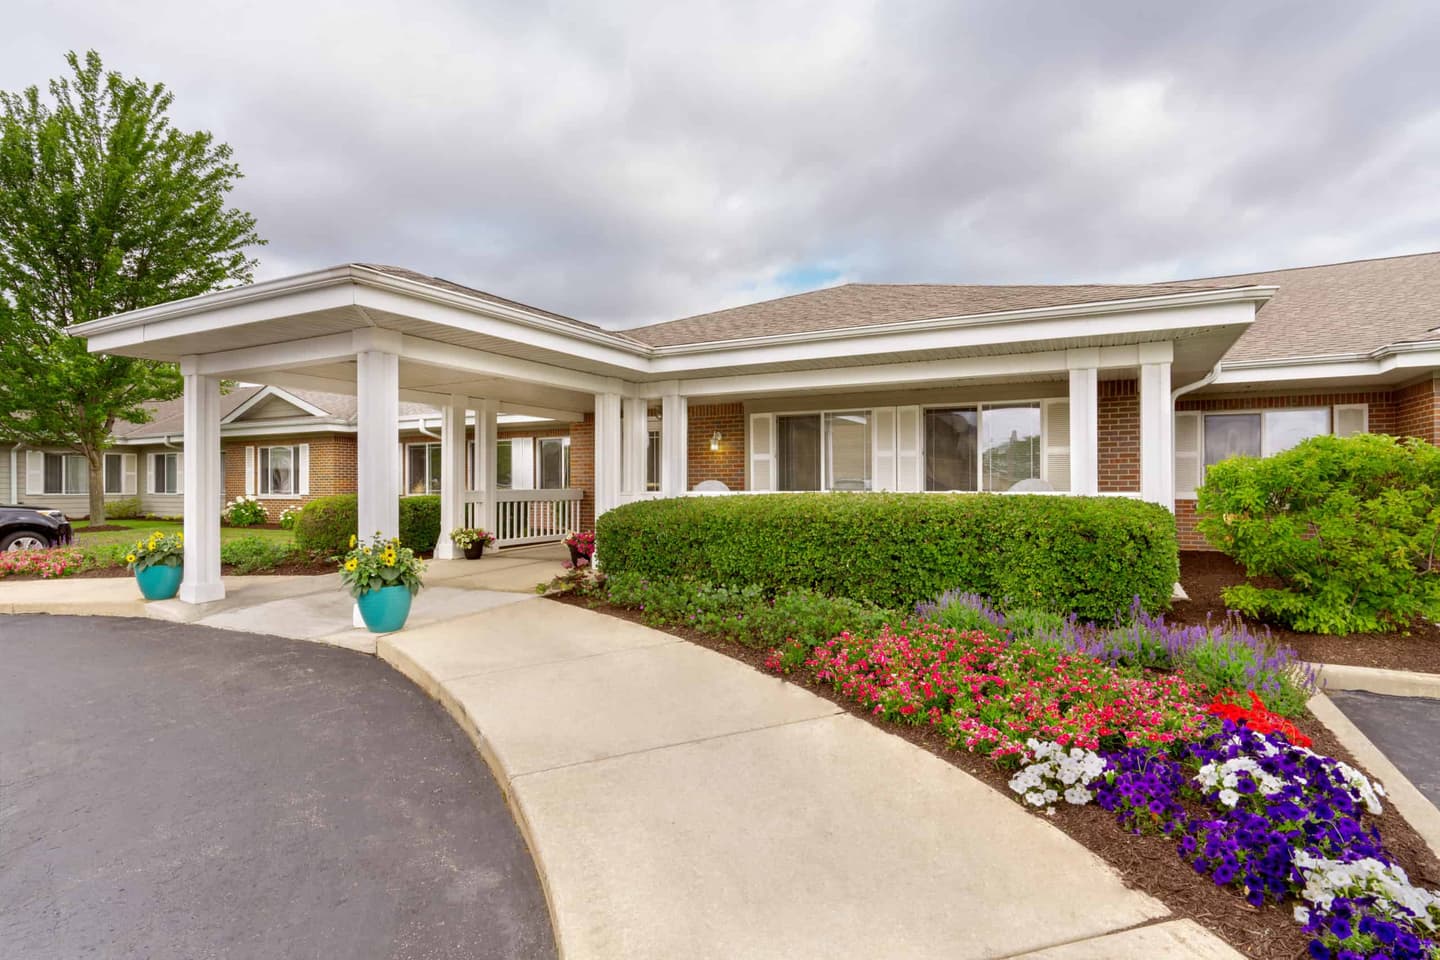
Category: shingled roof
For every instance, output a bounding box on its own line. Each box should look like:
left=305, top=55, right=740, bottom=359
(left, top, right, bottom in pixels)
left=1171, top=251, right=1440, bottom=363
left=619, top=282, right=1236, bottom=348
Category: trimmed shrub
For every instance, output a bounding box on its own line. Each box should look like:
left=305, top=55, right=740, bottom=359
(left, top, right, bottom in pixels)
left=220, top=536, right=299, bottom=574
left=1197, top=434, right=1440, bottom=633
left=294, top=494, right=357, bottom=557
left=107, top=497, right=142, bottom=520
left=398, top=495, right=441, bottom=552
left=295, top=493, right=443, bottom=555
left=596, top=493, right=1178, bottom=619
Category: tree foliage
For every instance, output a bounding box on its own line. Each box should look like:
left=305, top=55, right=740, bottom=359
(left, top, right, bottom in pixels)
left=0, top=51, right=262, bottom=522
left=1197, top=433, right=1440, bottom=634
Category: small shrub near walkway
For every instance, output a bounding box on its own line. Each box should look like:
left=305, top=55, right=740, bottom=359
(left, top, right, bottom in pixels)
left=596, top=492, right=1179, bottom=620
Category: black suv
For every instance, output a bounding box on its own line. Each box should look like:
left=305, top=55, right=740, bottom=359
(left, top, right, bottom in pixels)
left=0, top=505, right=74, bottom=551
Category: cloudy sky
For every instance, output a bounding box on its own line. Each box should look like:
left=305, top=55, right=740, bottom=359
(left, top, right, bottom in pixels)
left=8, top=1, right=1440, bottom=328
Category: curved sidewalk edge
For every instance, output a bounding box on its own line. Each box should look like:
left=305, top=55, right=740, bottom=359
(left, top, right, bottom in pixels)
left=1315, top=662, right=1440, bottom=700
left=1307, top=692, right=1440, bottom=861
left=374, top=599, right=1242, bottom=960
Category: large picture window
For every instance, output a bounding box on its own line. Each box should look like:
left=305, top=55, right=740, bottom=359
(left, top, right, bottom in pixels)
left=924, top=408, right=978, bottom=491
left=1203, top=408, right=1330, bottom=466
left=775, top=412, right=872, bottom=491
left=103, top=453, right=124, bottom=494
left=405, top=442, right=441, bottom=494
left=923, top=404, right=1040, bottom=492
left=537, top=437, right=569, bottom=489
left=152, top=452, right=179, bottom=495
left=259, top=445, right=301, bottom=496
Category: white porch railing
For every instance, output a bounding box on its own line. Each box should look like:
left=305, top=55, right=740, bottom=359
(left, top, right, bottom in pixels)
left=464, top=488, right=583, bottom=547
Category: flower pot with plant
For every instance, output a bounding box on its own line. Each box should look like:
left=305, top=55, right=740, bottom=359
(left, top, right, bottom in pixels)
left=127, top=529, right=185, bottom=600
left=449, top=527, right=495, bottom=560
left=340, top=532, right=426, bottom=633
left=564, top=530, right=595, bottom=567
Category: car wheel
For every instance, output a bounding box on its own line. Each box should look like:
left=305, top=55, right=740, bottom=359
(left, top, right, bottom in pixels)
left=0, top=531, right=51, bottom=552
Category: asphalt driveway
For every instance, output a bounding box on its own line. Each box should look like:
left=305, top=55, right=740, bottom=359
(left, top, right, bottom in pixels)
left=1330, top=688, right=1440, bottom=809
left=0, top=615, right=556, bottom=960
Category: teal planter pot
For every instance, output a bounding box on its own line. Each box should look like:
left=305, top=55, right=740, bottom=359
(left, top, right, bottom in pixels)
left=356, top=584, right=413, bottom=633
left=135, top=562, right=183, bottom=601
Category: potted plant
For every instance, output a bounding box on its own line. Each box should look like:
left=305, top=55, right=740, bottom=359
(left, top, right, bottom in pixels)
left=449, top=527, right=495, bottom=560
left=127, top=529, right=184, bottom=600
left=564, top=530, right=595, bottom=567
left=340, top=532, right=426, bottom=633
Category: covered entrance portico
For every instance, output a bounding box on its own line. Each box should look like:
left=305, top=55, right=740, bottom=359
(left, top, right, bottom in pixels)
left=71, top=264, right=1271, bottom=605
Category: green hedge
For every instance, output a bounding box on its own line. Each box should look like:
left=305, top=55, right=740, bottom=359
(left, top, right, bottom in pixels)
left=294, top=493, right=442, bottom=556
left=595, top=493, right=1178, bottom=620
left=294, top=494, right=358, bottom=556
left=1198, top=433, right=1440, bottom=633
left=398, top=495, right=441, bottom=552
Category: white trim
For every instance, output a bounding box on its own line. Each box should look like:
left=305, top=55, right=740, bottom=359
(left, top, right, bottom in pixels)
left=1214, top=344, right=1440, bottom=386
left=223, top=384, right=332, bottom=422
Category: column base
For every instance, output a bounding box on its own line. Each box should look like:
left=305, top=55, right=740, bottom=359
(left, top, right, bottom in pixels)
left=178, top=580, right=225, bottom=604
left=433, top=541, right=460, bottom=560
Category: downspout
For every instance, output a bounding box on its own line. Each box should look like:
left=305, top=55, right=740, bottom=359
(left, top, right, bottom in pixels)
left=415, top=418, right=440, bottom=440
left=1172, top=362, right=1222, bottom=403
left=9, top=443, right=20, bottom=504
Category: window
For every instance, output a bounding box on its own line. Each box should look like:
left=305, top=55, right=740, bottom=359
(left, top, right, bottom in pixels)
left=258, top=445, right=300, bottom=495
left=1203, top=408, right=1330, bottom=467
left=646, top=429, right=661, bottom=491
left=42, top=453, right=89, bottom=494
left=405, top=442, right=441, bottom=494
left=776, top=412, right=872, bottom=491
left=924, top=407, right=978, bottom=491
left=537, top=437, right=569, bottom=489
left=980, top=404, right=1041, bottom=492
left=104, top=453, right=124, bottom=494
left=152, top=452, right=179, bottom=495
left=496, top=440, right=513, bottom=489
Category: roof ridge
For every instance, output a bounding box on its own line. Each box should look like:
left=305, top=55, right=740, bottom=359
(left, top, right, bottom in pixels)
left=1172, top=248, right=1440, bottom=283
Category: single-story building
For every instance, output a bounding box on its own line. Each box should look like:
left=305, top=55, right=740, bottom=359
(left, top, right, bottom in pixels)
left=60, top=252, right=1440, bottom=603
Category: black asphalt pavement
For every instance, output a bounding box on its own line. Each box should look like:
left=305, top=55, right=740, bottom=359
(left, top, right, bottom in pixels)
left=0, top=615, right=556, bottom=960
left=1330, top=688, right=1440, bottom=809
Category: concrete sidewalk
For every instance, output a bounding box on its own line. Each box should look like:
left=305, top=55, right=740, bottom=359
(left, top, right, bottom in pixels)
left=2, top=556, right=1243, bottom=959
left=379, top=599, right=1240, bottom=960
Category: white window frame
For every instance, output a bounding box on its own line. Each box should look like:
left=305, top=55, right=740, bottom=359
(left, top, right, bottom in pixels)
left=773, top=409, right=863, bottom=492
left=919, top=401, right=1049, bottom=493
left=536, top=436, right=570, bottom=490
left=152, top=452, right=180, bottom=495
left=1200, top=406, right=1334, bottom=465
left=103, top=453, right=125, bottom=494
left=43, top=452, right=90, bottom=495
left=258, top=444, right=302, bottom=497
left=404, top=441, right=442, bottom=495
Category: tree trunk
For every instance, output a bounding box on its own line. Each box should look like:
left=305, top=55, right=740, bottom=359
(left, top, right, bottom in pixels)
left=86, top=449, right=106, bottom=527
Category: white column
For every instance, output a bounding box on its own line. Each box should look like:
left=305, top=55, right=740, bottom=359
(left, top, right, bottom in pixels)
left=433, top=395, right=467, bottom=559
left=661, top=392, right=688, bottom=496
left=356, top=350, right=401, bottom=542
left=1139, top=343, right=1175, bottom=510
left=474, top=398, right=497, bottom=534
left=622, top=396, right=648, bottom=497
left=1067, top=350, right=1099, bottom=496
left=593, top=392, right=623, bottom=517
left=179, top=368, right=224, bottom=603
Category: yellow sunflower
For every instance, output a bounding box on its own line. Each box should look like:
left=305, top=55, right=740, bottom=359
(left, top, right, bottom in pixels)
left=344, top=558, right=358, bottom=572
left=382, top=550, right=397, bottom=567
left=349, top=534, right=357, bottom=548
left=126, top=553, right=137, bottom=563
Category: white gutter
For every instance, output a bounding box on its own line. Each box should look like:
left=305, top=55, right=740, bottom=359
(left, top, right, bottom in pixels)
left=1172, top=363, right=1222, bottom=403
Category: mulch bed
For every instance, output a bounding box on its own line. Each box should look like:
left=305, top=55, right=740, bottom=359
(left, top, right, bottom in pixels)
left=72, top=524, right=130, bottom=533
left=550, top=592, right=1440, bottom=960
left=1174, top=551, right=1440, bottom=675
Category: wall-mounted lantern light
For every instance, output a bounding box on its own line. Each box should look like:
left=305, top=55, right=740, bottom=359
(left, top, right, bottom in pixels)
left=710, top=430, right=722, bottom=452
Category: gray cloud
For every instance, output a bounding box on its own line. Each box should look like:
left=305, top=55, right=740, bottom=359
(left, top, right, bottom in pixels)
left=7, top=0, right=1440, bottom=327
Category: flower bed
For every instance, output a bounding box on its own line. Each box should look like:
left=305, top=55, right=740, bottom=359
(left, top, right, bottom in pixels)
left=0, top=548, right=89, bottom=579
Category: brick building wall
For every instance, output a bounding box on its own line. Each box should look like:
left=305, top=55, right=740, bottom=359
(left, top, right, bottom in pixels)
left=1170, top=386, right=1429, bottom=550
left=223, top=432, right=357, bottom=521
left=569, top=415, right=595, bottom=530
left=687, top=402, right=747, bottom=491
left=1097, top=379, right=1139, bottom=493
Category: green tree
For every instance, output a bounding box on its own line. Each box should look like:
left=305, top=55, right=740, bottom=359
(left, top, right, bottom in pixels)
left=0, top=50, right=262, bottom=524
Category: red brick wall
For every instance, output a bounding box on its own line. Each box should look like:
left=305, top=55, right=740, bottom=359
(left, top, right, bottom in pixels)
left=569, top=415, right=595, bottom=530
left=1098, top=379, right=1139, bottom=493
left=222, top=433, right=356, bottom=521
left=687, top=402, right=747, bottom=491
left=1172, top=388, right=1415, bottom=550
left=1396, top=378, right=1439, bottom=444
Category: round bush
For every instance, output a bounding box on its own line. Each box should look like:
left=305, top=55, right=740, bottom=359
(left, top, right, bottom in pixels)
left=1197, top=433, right=1440, bottom=634
left=595, top=492, right=1179, bottom=620
left=398, top=495, right=441, bottom=552
left=294, top=494, right=357, bottom=557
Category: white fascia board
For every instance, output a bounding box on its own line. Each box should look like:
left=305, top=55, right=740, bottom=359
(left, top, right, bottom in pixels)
left=1215, top=341, right=1440, bottom=386
left=646, top=295, right=1263, bottom=377
left=678, top=349, right=1072, bottom=397
left=112, top=418, right=356, bottom=444
left=191, top=332, right=358, bottom=377
left=397, top=332, right=626, bottom=395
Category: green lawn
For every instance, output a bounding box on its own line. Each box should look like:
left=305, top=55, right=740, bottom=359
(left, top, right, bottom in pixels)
left=73, top=519, right=295, bottom=549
